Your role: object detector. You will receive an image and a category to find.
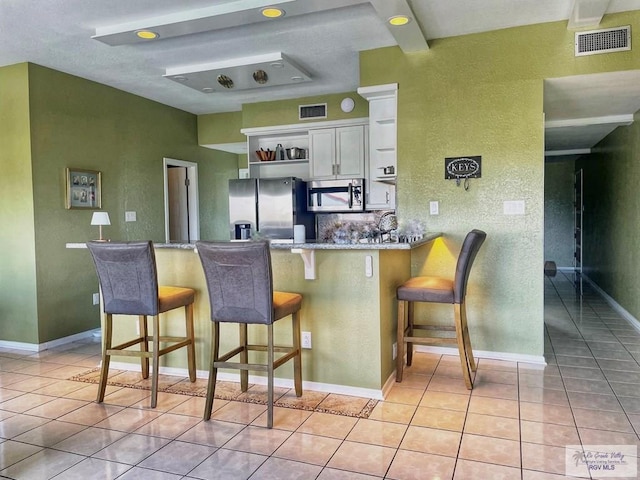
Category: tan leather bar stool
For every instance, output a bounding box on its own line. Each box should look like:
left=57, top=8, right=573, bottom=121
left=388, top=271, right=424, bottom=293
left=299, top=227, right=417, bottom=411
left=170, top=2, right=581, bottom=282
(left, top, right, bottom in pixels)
left=396, top=230, right=486, bottom=389
left=196, top=240, right=302, bottom=428
left=87, top=241, right=196, bottom=408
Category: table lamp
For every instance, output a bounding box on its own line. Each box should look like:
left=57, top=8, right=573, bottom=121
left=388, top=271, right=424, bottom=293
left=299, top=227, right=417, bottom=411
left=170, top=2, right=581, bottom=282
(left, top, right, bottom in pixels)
left=91, top=211, right=111, bottom=241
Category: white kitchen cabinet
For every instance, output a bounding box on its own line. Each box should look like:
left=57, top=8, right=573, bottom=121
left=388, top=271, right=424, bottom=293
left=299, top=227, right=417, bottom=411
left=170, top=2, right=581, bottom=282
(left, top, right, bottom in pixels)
left=241, top=118, right=368, bottom=181
left=309, top=125, right=366, bottom=180
left=358, top=83, right=397, bottom=210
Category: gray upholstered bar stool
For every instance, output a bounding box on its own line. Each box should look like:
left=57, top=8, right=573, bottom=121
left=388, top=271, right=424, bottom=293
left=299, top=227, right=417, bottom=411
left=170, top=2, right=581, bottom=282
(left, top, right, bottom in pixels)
left=396, top=230, right=486, bottom=389
left=87, top=241, right=196, bottom=408
left=196, top=240, right=302, bottom=428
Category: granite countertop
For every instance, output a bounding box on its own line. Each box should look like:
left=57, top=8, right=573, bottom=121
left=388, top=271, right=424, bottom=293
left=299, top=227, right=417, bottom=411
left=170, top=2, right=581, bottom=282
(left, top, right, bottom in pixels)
left=67, top=232, right=441, bottom=251
left=152, top=232, right=441, bottom=251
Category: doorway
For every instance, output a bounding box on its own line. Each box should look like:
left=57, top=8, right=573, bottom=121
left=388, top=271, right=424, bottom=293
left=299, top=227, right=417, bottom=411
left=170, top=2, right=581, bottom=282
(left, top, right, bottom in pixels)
left=573, top=168, right=583, bottom=274
left=163, top=158, right=199, bottom=243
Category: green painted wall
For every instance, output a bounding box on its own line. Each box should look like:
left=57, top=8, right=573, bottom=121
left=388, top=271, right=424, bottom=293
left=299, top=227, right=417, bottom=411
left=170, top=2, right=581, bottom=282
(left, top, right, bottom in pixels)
left=544, top=161, right=576, bottom=268
left=358, top=12, right=640, bottom=356
left=578, top=111, right=640, bottom=319
left=1, top=63, right=237, bottom=345
left=198, top=111, right=244, bottom=145
left=0, top=64, right=39, bottom=343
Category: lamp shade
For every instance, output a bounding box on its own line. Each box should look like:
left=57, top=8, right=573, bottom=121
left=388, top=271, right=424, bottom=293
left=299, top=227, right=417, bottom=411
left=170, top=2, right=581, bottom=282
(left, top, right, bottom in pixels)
left=91, top=212, right=111, bottom=226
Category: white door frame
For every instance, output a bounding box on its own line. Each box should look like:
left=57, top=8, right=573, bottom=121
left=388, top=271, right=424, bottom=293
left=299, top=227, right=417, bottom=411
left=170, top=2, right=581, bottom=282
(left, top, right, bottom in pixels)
left=163, top=157, right=200, bottom=243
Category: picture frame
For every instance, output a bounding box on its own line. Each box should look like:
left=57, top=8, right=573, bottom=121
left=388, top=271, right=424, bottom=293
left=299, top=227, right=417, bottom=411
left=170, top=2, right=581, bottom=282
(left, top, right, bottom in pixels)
left=65, top=168, right=101, bottom=209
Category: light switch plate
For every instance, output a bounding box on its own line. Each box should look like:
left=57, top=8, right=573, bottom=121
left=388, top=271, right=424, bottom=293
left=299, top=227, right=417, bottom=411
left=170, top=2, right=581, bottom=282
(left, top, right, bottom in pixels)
left=365, top=255, right=373, bottom=277
left=430, top=201, right=439, bottom=215
left=125, top=211, right=136, bottom=222
left=503, top=200, right=525, bottom=215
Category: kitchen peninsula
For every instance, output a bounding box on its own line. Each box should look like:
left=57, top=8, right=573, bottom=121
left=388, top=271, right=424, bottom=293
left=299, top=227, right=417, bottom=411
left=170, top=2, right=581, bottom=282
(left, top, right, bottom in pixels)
left=113, top=234, right=441, bottom=399
left=156, top=233, right=441, bottom=398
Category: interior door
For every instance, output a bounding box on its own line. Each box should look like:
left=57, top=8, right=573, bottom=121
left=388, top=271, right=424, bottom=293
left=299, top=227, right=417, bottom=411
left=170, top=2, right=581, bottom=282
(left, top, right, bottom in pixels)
left=167, top=166, right=190, bottom=243
left=574, top=168, right=583, bottom=274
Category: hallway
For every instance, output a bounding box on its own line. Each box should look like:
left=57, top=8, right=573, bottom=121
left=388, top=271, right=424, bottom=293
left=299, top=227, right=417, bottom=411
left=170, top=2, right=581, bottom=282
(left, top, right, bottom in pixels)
left=0, top=271, right=637, bottom=479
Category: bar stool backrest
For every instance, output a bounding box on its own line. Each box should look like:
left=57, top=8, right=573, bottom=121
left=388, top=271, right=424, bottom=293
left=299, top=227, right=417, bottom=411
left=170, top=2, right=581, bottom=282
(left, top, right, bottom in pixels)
left=87, top=241, right=159, bottom=316
left=197, top=241, right=274, bottom=325
left=453, top=229, right=487, bottom=304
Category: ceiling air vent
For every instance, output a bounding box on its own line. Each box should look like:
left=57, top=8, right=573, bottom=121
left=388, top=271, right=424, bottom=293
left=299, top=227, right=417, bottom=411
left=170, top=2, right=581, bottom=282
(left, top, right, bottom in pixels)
left=575, top=26, right=631, bottom=56
left=299, top=103, right=327, bottom=120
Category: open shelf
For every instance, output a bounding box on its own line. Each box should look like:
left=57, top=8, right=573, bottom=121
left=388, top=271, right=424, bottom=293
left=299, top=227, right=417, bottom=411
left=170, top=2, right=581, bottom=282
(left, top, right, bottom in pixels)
left=375, top=175, right=397, bottom=184
left=249, top=158, right=309, bottom=166
left=375, top=117, right=396, bottom=125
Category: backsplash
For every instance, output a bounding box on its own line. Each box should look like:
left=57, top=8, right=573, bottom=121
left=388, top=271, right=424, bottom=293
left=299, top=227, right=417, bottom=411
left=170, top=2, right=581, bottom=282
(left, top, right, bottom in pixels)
left=316, top=212, right=425, bottom=244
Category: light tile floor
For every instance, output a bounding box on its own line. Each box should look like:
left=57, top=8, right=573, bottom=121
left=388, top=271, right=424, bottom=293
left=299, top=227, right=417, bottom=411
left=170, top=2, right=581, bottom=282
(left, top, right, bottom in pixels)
left=0, top=271, right=639, bottom=479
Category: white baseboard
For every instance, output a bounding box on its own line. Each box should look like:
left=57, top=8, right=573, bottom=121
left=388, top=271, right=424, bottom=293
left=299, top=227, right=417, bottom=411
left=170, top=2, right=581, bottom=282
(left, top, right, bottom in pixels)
left=0, top=328, right=101, bottom=353
left=413, top=345, right=547, bottom=365
left=581, top=275, right=640, bottom=333
left=109, top=361, right=385, bottom=400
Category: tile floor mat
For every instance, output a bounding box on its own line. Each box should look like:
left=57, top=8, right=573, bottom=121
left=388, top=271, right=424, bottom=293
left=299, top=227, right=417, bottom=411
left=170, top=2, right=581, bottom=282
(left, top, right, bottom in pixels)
left=69, top=368, right=378, bottom=418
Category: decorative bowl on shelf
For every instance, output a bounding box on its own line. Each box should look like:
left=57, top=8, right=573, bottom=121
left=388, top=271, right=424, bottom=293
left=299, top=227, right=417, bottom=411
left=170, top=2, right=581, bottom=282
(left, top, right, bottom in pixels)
left=286, top=147, right=306, bottom=160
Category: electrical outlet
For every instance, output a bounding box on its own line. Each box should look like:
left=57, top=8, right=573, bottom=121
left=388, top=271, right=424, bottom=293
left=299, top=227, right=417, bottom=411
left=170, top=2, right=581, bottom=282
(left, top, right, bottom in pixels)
left=92, top=293, right=100, bottom=305
left=301, top=331, right=312, bottom=349
left=392, top=342, right=397, bottom=360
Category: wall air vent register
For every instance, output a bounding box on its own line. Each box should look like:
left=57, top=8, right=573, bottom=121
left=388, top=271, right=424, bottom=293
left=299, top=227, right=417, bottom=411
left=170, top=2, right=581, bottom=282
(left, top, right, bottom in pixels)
left=575, top=26, right=631, bottom=56
left=299, top=103, right=327, bottom=120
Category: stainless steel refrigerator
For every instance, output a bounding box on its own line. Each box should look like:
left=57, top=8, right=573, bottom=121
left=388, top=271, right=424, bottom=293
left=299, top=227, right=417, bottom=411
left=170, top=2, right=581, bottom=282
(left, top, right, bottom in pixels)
left=228, top=177, right=315, bottom=241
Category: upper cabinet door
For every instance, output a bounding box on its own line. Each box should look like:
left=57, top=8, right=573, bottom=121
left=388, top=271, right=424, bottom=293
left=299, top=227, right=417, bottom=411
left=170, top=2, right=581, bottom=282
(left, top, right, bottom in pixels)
left=335, top=125, right=365, bottom=179
left=309, top=128, right=336, bottom=180
left=309, top=125, right=365, bottom=180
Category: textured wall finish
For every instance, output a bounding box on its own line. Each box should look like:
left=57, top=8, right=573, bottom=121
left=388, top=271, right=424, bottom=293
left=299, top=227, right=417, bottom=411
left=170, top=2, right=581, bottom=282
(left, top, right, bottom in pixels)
left=578, top=111, right=640, bottom=320
left=0, top=63, right=39, bottom=343
left=4, top=63, right=238, bottom=344
left=358, top=12, right=640, bottom=357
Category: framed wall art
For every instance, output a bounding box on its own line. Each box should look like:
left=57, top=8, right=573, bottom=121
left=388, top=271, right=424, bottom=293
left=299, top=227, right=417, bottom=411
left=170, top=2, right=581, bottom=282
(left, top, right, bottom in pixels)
left=65, top=168, right=101, bottom=209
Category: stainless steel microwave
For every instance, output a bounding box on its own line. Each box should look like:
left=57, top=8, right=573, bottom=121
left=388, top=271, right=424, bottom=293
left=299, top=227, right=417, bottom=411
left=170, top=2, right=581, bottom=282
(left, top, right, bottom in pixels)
left=307, top=179, right=365, bottom=212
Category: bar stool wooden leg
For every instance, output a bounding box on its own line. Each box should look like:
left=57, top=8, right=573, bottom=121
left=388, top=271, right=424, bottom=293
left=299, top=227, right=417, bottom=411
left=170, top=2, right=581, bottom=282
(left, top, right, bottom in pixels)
left=406, top=302, right=415, bottom=367
left=240, top=323, right=248, bottom=393
left=292, top=312, right=302, bottom=397
left=267, top=323, right=275, bottom=429
left=396, top=300, right=406, bottom=382
left=459, top=302, right=476, bottom=372
left=151, top=315, right=160, bottom=408
left=185, top=304, right=196, bottom=382
left=139, top=315, right=149, bottom=379
left=454, top=304, right=473, bottom=390
left=204, top=322, right=219, bottom=421
left=97, top=313, right=113, bottom=403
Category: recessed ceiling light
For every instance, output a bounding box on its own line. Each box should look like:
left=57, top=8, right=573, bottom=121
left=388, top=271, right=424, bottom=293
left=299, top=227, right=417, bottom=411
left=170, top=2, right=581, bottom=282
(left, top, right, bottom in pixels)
left=261, top=7, right=285, bottom=18
left=291, top=76, right=303, bottom=82
left=270, top=62, right=284, bottom=68
left=173, top=76, right=188, bottom=82
left=135, top=29, right=159, bottom=40
left=388, top=15, right=411, bottom=26
left=202, top=87, right=214, bottom=93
